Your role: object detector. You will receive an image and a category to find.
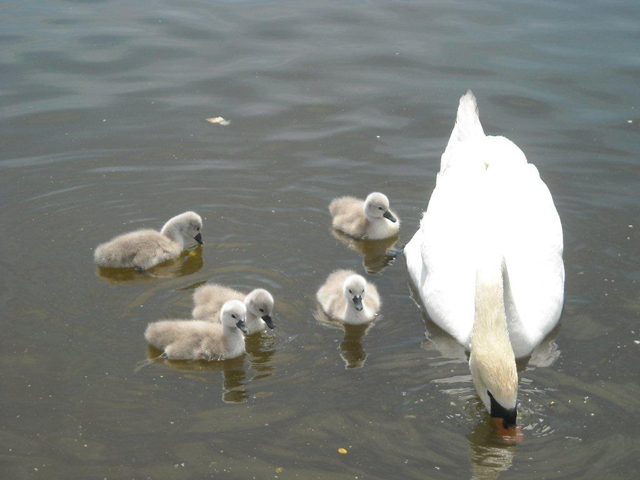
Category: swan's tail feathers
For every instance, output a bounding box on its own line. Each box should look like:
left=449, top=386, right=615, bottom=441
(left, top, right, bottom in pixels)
left=454, top=90, right=485, bottom=143
left=440, top=90, right=485, bottom=173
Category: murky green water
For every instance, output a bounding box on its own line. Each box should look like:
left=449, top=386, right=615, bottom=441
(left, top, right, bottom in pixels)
left=1, top=1, right=639, bottom=478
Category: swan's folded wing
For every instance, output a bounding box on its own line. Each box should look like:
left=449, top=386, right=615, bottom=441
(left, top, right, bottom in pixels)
left=495, top=164, right=565, bottom=352
left=408, top=165, right=486, bottom=349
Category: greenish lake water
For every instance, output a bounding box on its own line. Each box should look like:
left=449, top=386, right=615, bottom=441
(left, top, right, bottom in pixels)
left=1, top=1, right=639, bottom=478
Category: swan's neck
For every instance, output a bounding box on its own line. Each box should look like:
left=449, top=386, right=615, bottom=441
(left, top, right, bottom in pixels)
left=470, top=258, right=518, bottom=408
left=160, top=220, right=184, bottom=248
left=472, top=266, right=510, bottom=350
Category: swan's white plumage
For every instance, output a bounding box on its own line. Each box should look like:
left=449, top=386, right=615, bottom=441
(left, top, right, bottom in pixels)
left=405, top=91, right=564, bottom=359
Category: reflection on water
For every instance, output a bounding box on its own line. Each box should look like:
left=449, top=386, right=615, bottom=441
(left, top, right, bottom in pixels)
left=244, top=331, right=277, bottom=381
left=146, top=345, right=249, bottom=403
left=467, top=419, right=516, bottom=480
left=144, top=326, right=279, bottom=403
left=97, top=247, right=204, bottom=283
left=331, top=228, right=400, bottom=275
left=314, top=306, right=373, bottom=368
left=340, top=324, right=370, bottom=369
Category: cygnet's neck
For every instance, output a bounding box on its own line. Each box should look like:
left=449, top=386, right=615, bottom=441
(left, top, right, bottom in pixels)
left=343, top=301, right=372, bottom=324
left=160, top=221, right=184, bottom=248
left=245, top=312, right=266, bottom=333
left=223, top=324, right=245, bottom=355
left=365, top=215, right=398, bottom=238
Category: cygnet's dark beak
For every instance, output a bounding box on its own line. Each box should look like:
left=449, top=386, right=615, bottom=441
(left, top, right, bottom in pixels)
left=236, top=319, right=248, bottom=334
left=383, top=211, right=397, bottom=223
left=262, top=315, right=275, bottom=329
left=194, top=232, right=203, bottom=245
left=352, top=296, right=363, bottom=312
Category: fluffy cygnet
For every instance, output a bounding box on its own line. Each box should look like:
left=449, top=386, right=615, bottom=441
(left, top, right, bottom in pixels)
left=144, top=300, right=248, bottom=361
left=316, top=269, right=381, bottom=324
left=94, top=211, right=203, bottom=271
left=192, top=284, right=275, bottom=334
left=329, top=192, right=399, bottom=240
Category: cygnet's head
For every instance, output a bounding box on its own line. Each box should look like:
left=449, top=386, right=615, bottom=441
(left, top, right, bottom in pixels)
left=245, top=289, right=275, bottom=329
left=162, top=211, right=204, bottom=245
left=343, top=274, right=367, bottom=312
left=363, top=192, right=396, bottom=223
left=220, top=300, right=248, bottom=333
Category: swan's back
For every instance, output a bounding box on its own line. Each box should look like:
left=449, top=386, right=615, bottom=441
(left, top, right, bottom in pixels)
left=406, top=91, right=564, bottom=357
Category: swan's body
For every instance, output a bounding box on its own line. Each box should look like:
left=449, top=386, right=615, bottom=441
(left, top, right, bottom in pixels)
left=329, top=192, right=399, bottom=240
left=145, top=300, right=247, bottom=361
left=405, top=91, right=564, bottom=425
left=94, top=211, right=204, bottom=271
left=192, top=284, right=275, bottom=334
left=316, top=270, right=380, bottom=324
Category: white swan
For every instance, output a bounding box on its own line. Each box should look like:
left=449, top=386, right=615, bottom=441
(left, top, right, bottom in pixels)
left=316, top=270, right=381, bottom=324
left=144, top=300, right=248, bottom=361
left=94, top=211, right=203, bottom=271
left=192, top=284, right=275, bottom=334
left=405, top=91, right=564, bottom=427
left=329, top=192, right=399, bottom=240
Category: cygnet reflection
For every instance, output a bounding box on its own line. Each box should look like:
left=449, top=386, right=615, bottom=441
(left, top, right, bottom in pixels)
left=331, top=228, right=400, bottom=274
left=97, top=247, right=203, bottom=283
left=314, top=306, right=374, bottom=369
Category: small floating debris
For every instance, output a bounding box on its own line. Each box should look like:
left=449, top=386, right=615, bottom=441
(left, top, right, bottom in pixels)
left=338, top=447, right=348, bottom=455
left=206, top=116, right=230, bottom=126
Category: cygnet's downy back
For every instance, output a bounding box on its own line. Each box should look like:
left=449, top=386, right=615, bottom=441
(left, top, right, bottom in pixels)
left=329, top=192, right=399, bottom=240
left=94, top=211, right=204, bottom=271
left=144, top=300, right=247, bottom=361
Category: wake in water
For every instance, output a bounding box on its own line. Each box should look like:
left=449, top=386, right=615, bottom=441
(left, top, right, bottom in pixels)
left=134, top=352, right=167, bottom=373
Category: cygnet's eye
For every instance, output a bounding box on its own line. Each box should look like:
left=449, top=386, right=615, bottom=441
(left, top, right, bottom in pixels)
left=232, top=314, right=237, bottom=319
left=349, top=290, right=353, bottom=294
left=259, top=308, right=264, bottom=313
left=378, top=207, right=383, bottom=210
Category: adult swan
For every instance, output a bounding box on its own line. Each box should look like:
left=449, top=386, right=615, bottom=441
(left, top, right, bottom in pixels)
left=405, top=91, right=564, bottom=428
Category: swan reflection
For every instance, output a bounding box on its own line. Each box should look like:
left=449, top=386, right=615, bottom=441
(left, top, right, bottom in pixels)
left=467, top=419, right=517, bottom=480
